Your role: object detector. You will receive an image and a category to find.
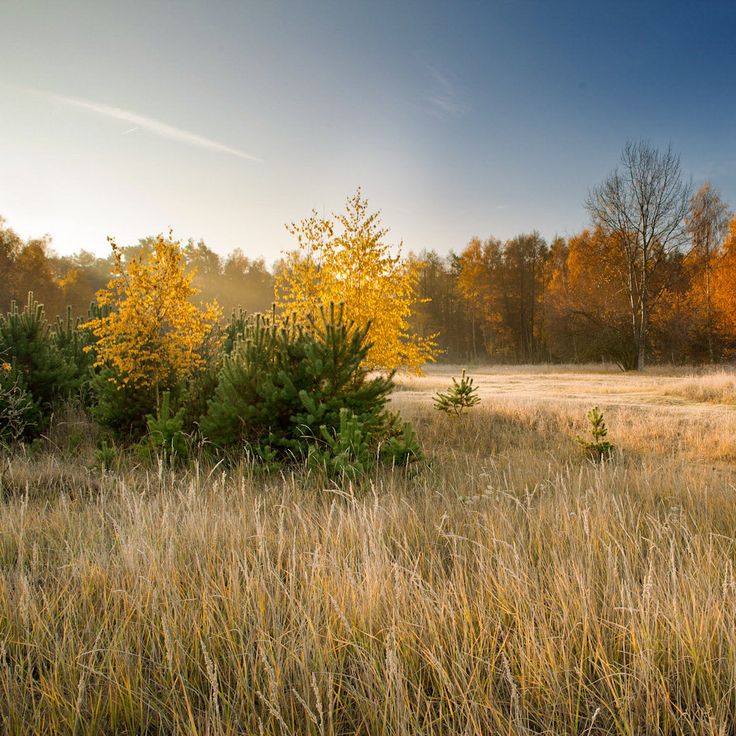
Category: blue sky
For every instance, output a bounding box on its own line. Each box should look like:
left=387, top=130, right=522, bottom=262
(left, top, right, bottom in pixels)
left=1, top=0, right=735, bottom=261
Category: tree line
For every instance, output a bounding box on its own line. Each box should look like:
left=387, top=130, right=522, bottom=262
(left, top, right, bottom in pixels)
left=417, top=142, right=735, bottom=369
left=3, top=141, right=735, bottom=369
left=0, top=226, right=275, bottom=322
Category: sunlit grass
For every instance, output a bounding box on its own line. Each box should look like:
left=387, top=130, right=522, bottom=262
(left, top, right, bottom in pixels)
left=2, top=374, right=736, bottom=733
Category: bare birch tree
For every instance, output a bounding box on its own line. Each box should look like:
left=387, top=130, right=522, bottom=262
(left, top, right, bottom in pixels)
left=586, top=141, right=691, bottom=370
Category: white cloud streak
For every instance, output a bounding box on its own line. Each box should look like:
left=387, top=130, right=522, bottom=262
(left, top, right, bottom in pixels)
left=425, top=65, right=470, bottom=120
left=50, top=93, right=261, bottom=162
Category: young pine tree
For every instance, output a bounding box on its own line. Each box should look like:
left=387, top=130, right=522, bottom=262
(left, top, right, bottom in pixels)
left=0, top=293, right=76, bottom=434
left=433, top=370, right=481, bottom=417
left=576, top=406, right=615, bottom=461
left=202, top=304, right=418, bottom=473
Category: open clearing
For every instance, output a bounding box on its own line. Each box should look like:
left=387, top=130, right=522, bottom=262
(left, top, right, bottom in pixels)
left=392, top=365, right=736, bottom=468
left=4, top=365, right=736, bottom=734
left=395, top=363, right=736, bottom=412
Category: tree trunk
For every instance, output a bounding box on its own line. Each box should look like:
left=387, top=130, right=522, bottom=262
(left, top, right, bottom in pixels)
left=637, top=300, right=647, bottom=371
left=470, top=313, right=477, bottom=361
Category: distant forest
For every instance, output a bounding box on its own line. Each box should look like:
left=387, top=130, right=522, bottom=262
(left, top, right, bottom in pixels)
left=4, top=158, right=736, bottom=369
left=0, top=226, right=274, bottom=324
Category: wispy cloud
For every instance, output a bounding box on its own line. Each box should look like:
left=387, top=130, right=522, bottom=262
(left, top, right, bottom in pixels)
left=425, top=66, right=470, bottom=120
left=49, top=93, right=261, bottom=162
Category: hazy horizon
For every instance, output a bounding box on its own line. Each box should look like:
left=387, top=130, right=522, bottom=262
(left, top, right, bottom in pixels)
left=2, top=0, right=735, bottom=259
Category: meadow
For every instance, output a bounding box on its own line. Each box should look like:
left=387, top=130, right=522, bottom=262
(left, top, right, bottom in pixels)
left=2, top=366, right=736, bottom=734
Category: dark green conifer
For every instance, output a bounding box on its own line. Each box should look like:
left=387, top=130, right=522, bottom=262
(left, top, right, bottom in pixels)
left=0, top=293, right=76, bottom=435
left=202, top=304, right=419, bottom=474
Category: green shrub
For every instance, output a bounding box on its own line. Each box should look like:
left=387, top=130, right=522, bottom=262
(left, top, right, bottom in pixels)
left=90, top=361, right=208, bottom=441
left=177, top=327, right=225, bottom=433
left=307, top=407, right=374, bottom=479
left=202, top=305, right=418, bottom=475
left=433, top=369, right=480, bottom=416
left=577, top=406, right=615, bottom=461
left=94, top=440, right=118, bottom=471
left=173, top=307, right=250, bottom=434
left=52, top=304, right=100, bottom=400
left=138, top=391, right=188, bottom=464
left=0, top=366, right=36, bottom=447
left=222, top=307, right=250, bottom=355
left=381, top=420, right=423, bottom=467
left=0, top=293, right=76, bottom=435
left=89, top=367, right=159, bottom=437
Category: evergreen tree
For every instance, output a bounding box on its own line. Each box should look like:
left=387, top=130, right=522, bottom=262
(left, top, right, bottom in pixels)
left=202, top=305, right=417, bottom=472
left=53, top=303, right=100, bottom=399
left=433, top=370, right=481, bottom=416
left=0, top=293, right=75, bottom=433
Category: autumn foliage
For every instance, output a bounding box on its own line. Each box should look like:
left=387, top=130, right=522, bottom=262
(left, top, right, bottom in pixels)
left=411, top=202, right=736, bottom=368
left=712, top=217, right=736, bottom=345
left=82, top=234, right=221, bottom=391
left=3, top=169, right=736, bottom=371
left=275, top=190, right=436, bottom=373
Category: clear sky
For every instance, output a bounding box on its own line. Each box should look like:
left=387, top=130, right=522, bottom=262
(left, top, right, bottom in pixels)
left=2, top=0, right=735, bottom=261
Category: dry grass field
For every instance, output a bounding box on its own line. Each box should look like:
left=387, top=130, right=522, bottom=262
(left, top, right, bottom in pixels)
left=3, top=365, right=736, bottom=734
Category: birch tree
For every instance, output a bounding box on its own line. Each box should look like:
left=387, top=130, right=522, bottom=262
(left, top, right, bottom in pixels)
left=586, top=141, right=691, bottom=369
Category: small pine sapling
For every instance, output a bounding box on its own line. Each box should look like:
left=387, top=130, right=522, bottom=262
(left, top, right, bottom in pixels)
left=381, top=418, right=423, bottom=467
left=139, top=391, right=188, bottom=463
left=433, top=370, right=480, bottom=417
left=576, top=406, right=615, bottom=461
left=0, top=293, right=76, bottom=433
left=53, top=304, right=98, bottom=399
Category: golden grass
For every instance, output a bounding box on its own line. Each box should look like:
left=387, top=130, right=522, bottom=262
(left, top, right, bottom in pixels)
left=661, top=371, right=736, bottom=405
left=397, top=364, right=736, bottom=413
left=2, top=376, right=736, bottom=734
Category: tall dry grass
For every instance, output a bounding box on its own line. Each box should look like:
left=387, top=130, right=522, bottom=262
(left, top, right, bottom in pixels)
left=2, top=398, right=736, bottom=734
left=662, top=371, right=736, bottom=405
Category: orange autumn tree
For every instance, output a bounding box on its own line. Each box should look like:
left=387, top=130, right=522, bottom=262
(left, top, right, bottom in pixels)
left=713, top=216, right=736, bottom=352
left=456, top=237, right=504, bottom=360
left=275, top=190, right=437, bottom=373
left=83, top=234, right=221, bottom=395
left=546, top=228, right=638, bottom=367
left=684, top=183, right=732, bottom=361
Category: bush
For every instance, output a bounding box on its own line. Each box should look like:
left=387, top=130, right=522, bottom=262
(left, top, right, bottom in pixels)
left=138, top=391, right=188, bottom=464
left=202, top=305, right=420, bottom=475
left=307, top=407, right=374, bottom=478
left=178, top=326, right=226, bottom=434
left=94, top=440, right=118, bottom=471
left=0, top=293, right=76, bottom=435
left=0, top=364, right=36, bottom=446
left=53, top=304, right=100, bottom=400
left=89, top=367, right=159, bottom=437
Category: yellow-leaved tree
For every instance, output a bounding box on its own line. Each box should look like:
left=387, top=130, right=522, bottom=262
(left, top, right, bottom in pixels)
left=83, top=234, right=221, bottom=394
left=275, top=190, right=437, bottom=372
